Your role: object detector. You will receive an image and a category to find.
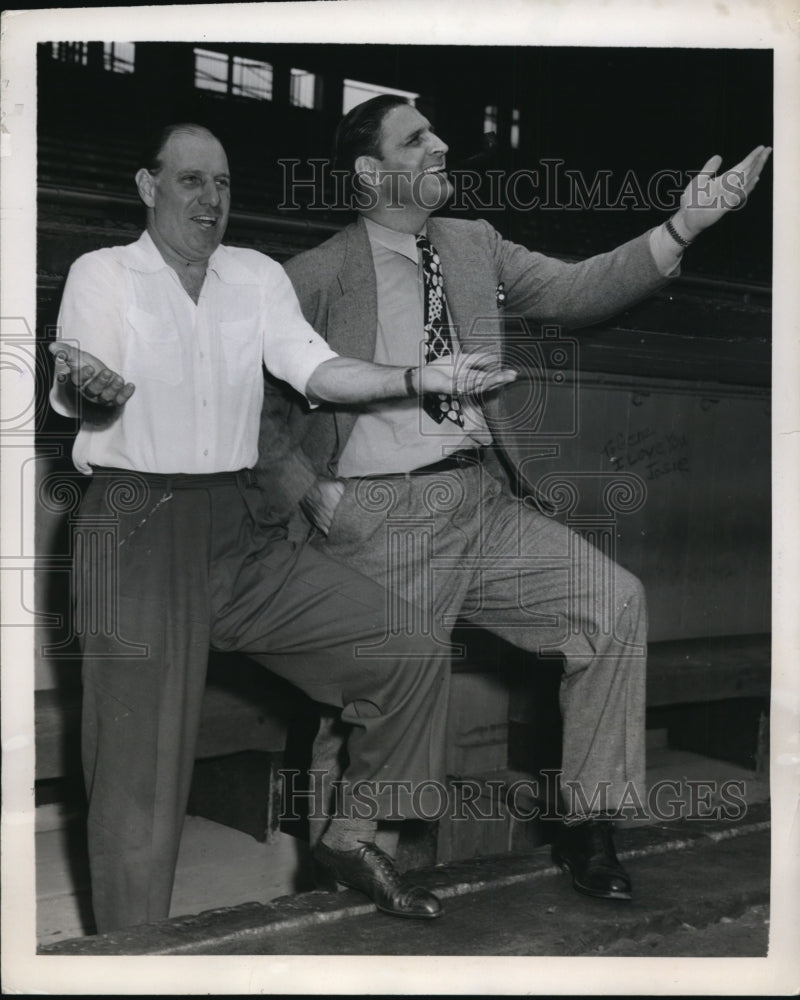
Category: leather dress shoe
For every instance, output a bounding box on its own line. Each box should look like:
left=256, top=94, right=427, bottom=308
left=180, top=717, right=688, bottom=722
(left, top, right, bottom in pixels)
left=551, top=818, right=632, bottom=900
left=313, top=840, right=443, bottom=919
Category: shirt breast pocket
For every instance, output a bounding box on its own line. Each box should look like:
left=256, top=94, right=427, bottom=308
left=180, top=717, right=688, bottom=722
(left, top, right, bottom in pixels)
left=124, top=306, right=183, bottom=386
left=220, top=318, right=261, bottom=386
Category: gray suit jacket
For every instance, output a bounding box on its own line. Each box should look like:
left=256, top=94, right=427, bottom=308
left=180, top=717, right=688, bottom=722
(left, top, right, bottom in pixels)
left=256, top=215, right=669, bottom=515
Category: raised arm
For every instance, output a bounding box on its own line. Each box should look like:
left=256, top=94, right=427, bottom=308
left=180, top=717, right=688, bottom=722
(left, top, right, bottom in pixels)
left=669, top=145, right=772, bottom=243
left=492, top=145, right=771, bottom=329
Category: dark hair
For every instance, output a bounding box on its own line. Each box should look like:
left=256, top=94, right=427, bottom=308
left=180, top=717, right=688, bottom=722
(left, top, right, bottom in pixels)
left=333, top=94, right=411, bottom=175
left=137, top=123, right=220, bottom=174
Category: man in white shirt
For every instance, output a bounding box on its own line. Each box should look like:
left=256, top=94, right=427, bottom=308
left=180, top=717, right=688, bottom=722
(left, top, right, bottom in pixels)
left=50, top=123, right=515, bottom=934
left=260, top=96, right=771, bottom=903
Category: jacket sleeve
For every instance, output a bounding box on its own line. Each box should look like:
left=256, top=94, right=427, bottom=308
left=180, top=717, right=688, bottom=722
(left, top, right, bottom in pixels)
left=283, top=255, right=325, bottom=330
left=487, top=222, right=671, bottom=328
left=252, top=257, right=329, bottom=523
left=252, top=372, right=321, bottom=525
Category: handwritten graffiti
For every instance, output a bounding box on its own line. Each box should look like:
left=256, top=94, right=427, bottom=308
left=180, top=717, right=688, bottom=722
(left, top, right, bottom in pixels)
left=602, top=427, right=689, bottom=482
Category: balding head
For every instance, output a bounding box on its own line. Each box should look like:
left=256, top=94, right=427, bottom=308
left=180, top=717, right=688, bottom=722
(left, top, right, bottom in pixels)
left=138, top=123, right=223, bottom=175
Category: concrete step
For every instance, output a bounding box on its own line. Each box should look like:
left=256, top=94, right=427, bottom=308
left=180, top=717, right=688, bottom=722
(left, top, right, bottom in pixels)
left=40, top=801, right=770, bottom=956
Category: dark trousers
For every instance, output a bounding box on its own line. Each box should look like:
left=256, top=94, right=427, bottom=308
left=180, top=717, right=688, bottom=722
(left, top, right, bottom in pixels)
left=76, top=470, right=449, bottom=933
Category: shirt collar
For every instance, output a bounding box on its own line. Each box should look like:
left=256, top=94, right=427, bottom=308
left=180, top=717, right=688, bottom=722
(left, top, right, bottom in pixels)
left=364, top=217, right=427, bottom=265
left=125, top=230, right=170, bottom=272
left=127, top=230, right=257, bottom=284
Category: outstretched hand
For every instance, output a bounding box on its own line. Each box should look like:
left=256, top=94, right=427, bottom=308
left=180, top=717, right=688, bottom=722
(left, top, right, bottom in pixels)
left=416, top=350, right=518, bottom=398
left=49, top=342, right=136, bottom=407
left=675, top=145, right=772, bottom=239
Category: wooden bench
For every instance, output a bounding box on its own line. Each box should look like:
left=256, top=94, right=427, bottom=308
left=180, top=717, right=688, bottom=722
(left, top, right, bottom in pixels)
left=645, top=634, right=771, bottom=707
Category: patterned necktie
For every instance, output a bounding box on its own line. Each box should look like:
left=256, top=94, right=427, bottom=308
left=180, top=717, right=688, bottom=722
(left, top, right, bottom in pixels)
left=416, top=234, right=465, bottom=427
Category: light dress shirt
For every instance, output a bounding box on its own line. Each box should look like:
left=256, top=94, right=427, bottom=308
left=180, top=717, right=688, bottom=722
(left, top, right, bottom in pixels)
left=336, top=217, right=682, bottom=478
left=336, top=218, right=492, bottom=478
left=51, top=231, right=338, bottom=475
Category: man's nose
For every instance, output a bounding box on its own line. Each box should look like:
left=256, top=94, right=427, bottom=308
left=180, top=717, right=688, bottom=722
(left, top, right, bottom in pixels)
left=200, top=178, right=221, bottom=206
left=428, top=132, right=449, bottom=156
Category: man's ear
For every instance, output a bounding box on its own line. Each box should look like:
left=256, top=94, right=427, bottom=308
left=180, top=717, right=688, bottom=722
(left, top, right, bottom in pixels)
left=135, top=168, right=157, bottom=208
left=354, top=155, right=380, bottom=187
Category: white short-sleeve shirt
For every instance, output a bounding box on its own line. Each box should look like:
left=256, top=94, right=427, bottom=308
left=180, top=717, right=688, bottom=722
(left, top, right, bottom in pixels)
left=51, top=231, right=338, bottom=474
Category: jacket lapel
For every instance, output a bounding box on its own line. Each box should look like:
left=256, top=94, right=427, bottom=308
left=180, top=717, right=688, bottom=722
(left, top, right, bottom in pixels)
left=327, top=218, right=379, bottom=460
left=327, top=217, right=378, bottom=362
left=427, top=218, right=498, bottom=353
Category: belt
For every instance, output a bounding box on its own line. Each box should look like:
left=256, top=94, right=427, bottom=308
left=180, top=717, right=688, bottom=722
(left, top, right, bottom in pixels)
left=350, top=447, right=487, bottom=480
left=91, top=467, right=253, bottom=489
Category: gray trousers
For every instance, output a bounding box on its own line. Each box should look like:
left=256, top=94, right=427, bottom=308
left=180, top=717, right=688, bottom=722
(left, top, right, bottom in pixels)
left=312, top=463, right=647, bottom=815
left=76, top=470, right=449, bottom=933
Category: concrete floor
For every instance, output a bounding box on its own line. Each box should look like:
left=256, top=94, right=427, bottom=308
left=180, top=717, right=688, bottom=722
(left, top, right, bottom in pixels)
left=590, top=902, right=770, bottom=957
left=183, top=826, right=770, bottom=956
left=37, top=799, right=774, bottom=961
left=35, top=739, right=770, bottom=949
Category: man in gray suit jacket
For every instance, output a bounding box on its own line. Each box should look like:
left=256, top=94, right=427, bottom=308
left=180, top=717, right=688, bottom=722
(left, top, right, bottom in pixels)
left=259, top=95, right=770, bottom=902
